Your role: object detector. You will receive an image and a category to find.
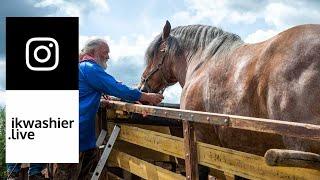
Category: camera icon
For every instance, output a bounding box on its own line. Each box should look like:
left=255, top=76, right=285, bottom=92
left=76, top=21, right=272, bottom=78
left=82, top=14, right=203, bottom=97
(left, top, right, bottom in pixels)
left=25, top=37, right=59, bottom=71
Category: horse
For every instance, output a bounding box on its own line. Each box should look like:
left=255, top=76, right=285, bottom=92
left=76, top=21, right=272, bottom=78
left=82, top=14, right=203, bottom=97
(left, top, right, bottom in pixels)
left=138, top=20, right=320, bottom=177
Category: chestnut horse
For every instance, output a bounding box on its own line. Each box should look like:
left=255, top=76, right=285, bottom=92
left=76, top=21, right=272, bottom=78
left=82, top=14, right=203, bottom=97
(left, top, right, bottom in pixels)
left=139, top=21, right=320, bottom=175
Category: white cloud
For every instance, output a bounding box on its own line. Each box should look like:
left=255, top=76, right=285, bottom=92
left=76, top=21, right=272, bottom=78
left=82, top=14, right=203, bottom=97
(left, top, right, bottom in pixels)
left=244, top=29, right=279, bottom=43
left=241, top=1, right=320, bottom=44
left=90, top=0, right=109, bottom=11
left=34, top=0, right=110, bottom=18
left=264, top=2, right=320, bottom=30
left=172, top=0, right=262, bottom=26
left=229, top=11, right=257, bottom=24
left=171, top=0, right=320, bottom=46
left=79, top=33, right=155, bottom=61
left=163, top=83, right=182, bottom=104
left=172, top=11, right=202, bottom=25
left=34, top=0, right=82, bottom=17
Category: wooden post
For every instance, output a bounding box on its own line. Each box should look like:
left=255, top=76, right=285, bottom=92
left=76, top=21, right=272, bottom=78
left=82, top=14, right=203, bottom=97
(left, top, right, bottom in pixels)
left=183, top=120, right=199, bottom=180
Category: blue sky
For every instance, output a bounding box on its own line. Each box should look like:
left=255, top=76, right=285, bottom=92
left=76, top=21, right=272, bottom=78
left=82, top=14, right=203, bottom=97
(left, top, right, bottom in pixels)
left=0, top=0, right=320, bottom=107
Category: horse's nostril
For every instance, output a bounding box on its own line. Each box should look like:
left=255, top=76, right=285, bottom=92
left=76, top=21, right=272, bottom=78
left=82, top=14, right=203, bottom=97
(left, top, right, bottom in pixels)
left=139, top=84, right=147, bottom=92
left=137, top=84, right=142, bottom=90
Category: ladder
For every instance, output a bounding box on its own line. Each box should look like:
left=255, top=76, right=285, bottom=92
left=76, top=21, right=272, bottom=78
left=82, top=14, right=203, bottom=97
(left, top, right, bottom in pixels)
left=91, top=125, right=121, bottom=180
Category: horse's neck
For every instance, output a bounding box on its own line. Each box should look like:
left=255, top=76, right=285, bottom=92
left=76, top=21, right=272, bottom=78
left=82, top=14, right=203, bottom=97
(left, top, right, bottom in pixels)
left=172, top=50, right=209, bottom=88
left=170, top=54, right=187, bottom=88
left=174, top=33, right=244, bottom=87
left=185, top=39, right=244, bottom=78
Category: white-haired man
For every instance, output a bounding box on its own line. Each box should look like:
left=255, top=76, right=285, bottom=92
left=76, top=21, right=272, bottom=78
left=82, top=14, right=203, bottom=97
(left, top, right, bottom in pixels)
left=54, top=39, right=164, bottom=179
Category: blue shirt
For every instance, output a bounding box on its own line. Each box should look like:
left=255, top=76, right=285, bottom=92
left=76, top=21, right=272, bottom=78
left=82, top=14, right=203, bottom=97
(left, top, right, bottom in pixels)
left=79, top=60, right=142, bottom=152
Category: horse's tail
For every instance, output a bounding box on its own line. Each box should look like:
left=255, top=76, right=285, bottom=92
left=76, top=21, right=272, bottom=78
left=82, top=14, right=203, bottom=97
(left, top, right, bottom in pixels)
left=264, top=149, right=320, bottom=170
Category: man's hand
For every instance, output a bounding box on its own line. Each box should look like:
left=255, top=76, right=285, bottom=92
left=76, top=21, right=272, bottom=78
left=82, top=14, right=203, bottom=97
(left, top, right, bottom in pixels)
left=140, top=92, right=164, bottom=105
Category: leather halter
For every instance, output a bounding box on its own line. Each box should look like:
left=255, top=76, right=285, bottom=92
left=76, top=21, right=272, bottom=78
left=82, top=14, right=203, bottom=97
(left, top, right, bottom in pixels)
left=140, top=45, right=173, bottom=94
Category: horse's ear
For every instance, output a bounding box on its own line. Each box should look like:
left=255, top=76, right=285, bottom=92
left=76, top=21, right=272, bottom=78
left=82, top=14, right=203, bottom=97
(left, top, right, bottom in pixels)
left=162, top=20, right=171, bottom=40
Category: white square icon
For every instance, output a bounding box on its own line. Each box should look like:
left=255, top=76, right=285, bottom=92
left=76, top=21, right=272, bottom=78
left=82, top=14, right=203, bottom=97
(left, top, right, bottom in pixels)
left=25, top=37, right=59, bottom=71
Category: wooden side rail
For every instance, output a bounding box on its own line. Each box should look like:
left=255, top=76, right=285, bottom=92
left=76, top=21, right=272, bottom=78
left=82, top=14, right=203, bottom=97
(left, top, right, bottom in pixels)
left=108, top=123, right=320, bottom=180
left=106, top=100, right=320, bottom=141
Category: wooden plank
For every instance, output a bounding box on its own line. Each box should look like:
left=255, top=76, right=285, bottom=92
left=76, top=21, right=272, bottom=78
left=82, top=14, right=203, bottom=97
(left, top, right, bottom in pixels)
left=228, top=115, right=320, bottom=141
left=109, top=101, right=229, bottom=126
left=115, top=140, right=171, bottom=162
left=107, top=101, right=320, bottom=141
left=108, top=149, right=185, bottom=180
left=183, top=121, right=199, bottom=180
left=109, top=124, right=320, bottom=180
left=109, top=124, right=185, bottom=159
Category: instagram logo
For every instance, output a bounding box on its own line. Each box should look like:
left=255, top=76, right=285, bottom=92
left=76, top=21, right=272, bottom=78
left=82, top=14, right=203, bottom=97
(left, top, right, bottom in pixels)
left=7, top=17, right=78, bottom=90
left=26, top=37, right=59, bottom=71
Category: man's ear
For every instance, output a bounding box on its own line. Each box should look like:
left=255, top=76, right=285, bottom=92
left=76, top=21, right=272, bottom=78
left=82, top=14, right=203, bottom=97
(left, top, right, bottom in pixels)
left=162, top=20, right=171, bottom=41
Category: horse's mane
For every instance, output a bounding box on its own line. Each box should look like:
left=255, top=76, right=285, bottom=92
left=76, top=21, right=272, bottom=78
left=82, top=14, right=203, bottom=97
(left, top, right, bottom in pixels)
left=145, top=25, right=244, bottom=64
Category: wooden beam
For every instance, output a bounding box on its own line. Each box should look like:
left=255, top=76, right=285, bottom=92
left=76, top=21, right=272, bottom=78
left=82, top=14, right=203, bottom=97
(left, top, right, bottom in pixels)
left=108, top=149, right=185, bottom=180
left=108, top=124, right=184, bottom=159
left=106, top=101, right=320, bottom=141
left=108, top=101, right=229, bottom=126
left=109, top=124, right=320, bottom=180
left=228, top=115, right=320, bottom=141
left=183, top=121, right=199, bottom=180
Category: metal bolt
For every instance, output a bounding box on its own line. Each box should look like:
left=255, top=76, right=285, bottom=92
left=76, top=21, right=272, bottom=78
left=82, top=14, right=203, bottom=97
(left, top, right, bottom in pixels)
left=179, top=113, right=182, bottom=118
left=224, top=118, right=229, bottom=124
left=165, top=112, right=168, bottom=116
left=206, top=117, right=210, bottom=121
left=184, top=129, right=188, bottom=134
left=186, top=153, right=189, bottom=157
left=187, top=176, right=190, bottom=179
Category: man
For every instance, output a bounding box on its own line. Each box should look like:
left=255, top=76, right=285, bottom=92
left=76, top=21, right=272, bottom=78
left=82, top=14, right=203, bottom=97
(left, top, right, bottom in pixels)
left=54, top=39, right=164, bottom=179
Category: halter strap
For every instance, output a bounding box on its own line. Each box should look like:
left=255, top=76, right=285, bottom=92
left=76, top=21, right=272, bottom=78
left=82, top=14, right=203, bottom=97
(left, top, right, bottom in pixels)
left=140, top=46, right=173, bottom=94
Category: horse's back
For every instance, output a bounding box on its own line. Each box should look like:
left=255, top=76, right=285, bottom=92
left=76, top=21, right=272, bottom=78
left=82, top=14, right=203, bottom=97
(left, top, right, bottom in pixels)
left=259, top=24, right=320, bottom=125
left=209, top=24, right=320, bottom=154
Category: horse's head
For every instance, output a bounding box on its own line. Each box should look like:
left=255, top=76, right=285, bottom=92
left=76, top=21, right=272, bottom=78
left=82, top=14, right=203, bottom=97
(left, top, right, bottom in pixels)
left=139, top=21, right=183, bottom=93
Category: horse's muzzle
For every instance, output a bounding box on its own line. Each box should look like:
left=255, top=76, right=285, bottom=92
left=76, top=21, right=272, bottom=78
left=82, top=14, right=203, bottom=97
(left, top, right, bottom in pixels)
left=138, top=83, right=148, bottom=93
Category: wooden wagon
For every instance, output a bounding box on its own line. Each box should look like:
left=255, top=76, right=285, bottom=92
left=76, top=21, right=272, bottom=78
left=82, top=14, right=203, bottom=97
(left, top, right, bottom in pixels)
left=95, top=100, right=320, bottom=180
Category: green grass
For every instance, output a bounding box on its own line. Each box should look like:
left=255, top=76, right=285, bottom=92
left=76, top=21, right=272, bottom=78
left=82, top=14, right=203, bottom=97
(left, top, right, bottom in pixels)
left=0, top=107, right=5, bottom=178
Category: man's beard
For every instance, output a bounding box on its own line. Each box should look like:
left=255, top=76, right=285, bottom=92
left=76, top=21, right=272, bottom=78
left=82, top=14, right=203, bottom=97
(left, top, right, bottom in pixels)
left=96, top=57, right=108, bottom=70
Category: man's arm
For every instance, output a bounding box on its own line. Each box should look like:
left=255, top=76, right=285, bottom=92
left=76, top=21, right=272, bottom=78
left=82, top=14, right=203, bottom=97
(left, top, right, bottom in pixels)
left=83, top=63, right=163, bottom=104
left=84, top=64, right=141, bottom=101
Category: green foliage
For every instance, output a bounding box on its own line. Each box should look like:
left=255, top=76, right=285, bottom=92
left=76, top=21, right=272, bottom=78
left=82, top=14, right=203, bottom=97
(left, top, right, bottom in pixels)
left=0, top=107, right=5, bottom=178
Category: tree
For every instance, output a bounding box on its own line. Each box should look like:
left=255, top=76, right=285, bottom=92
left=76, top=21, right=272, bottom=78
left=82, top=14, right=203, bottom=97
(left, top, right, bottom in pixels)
left=0, top=107, right=6, bottom=178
